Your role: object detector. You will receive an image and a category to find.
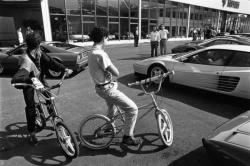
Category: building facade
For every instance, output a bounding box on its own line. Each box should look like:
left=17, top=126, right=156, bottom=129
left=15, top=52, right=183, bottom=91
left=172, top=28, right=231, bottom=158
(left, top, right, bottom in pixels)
left=0, top=0, right=250, bottom=46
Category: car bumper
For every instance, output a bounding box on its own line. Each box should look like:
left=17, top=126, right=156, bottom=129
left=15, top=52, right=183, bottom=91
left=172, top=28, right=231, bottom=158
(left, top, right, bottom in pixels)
left=75, top=59, right=88, bottom=72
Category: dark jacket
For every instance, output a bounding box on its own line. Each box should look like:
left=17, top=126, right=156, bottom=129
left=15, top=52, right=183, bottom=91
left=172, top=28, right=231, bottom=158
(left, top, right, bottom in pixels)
left=11, top=50, right=65, bottom=87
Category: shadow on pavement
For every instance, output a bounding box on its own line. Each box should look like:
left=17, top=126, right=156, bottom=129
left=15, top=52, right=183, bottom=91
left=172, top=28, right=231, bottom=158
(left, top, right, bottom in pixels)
left=0, top=122, right=72, bottom=166
left=77, top=133, right=167, bottom=157
left=168, top=146, right=213, bottom=166
left=118, top=73, right=249, bottom=119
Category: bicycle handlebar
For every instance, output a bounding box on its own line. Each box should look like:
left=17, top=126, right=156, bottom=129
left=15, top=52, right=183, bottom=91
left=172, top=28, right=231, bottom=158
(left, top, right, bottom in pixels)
left=127, top=70, right=174, bottom=87
left=12, top=72, right=68, bottom=92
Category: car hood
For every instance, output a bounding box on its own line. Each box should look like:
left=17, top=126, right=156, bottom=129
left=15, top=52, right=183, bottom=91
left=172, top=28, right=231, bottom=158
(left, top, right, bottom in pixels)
left=135, top=54, right=177, bottom=65
left=209, top=110, right=250, bottom=150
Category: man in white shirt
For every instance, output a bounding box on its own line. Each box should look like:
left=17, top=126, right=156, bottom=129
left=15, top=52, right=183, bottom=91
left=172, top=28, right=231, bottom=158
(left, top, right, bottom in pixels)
left=159, top=24, right=169, bottom=55
left=150, top=26, right=160, bottom=57
left=88, top=27, right=142, bottom=146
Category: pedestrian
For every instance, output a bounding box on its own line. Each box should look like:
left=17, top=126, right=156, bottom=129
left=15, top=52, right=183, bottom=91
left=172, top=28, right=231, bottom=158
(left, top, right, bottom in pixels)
left=192, top=27, right=197, bottom=41
left=17, top=27, right=24, bottom=45
left=150, top=25, right=160, bottom=57
left=88, top=26, right=142, bottom=146
left=11, top=32, right=73, bottom=145
left=159, top=24, right=169, bottom=55
left=133, top=26, right=139, bottom=47
left=197, top=28, right=201, bottom=40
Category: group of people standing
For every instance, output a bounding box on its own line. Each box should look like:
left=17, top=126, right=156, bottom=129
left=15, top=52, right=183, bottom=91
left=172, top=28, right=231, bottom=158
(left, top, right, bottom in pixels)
left=150, top=24, right=169, bottom=57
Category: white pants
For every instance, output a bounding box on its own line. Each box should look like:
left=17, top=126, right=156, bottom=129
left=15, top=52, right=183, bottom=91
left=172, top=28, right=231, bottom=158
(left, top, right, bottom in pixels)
left=95, top=82, right=138, bottom=136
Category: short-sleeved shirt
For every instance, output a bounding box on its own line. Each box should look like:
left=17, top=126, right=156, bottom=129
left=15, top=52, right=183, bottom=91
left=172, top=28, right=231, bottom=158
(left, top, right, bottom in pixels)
left=159, top=29, right=169, bottom=39
left=88, top=48, right=112, bottom=85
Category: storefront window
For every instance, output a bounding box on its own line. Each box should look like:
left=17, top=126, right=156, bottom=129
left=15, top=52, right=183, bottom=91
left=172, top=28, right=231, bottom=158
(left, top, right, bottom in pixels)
left=96, top=0, right=107, bottom=16
left=120, top=0, right=129, bottom=17
left=49, top=0, right=67, bottom=41
left=109, top=0, right=118, bottom=16
left=65, top=0, right=81, bottom=42
left=130, top=0, right=139, bottom=18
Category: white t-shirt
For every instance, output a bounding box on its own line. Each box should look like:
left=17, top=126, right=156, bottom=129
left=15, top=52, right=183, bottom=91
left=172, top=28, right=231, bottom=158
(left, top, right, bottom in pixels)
left=88, top=48, right=112, bottom=85
left=159, top=29, right=169, bottom=39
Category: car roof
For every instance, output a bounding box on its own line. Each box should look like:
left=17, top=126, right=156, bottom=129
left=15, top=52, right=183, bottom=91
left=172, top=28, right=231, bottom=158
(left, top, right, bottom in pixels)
left=205, top=44, right=250, bottom=52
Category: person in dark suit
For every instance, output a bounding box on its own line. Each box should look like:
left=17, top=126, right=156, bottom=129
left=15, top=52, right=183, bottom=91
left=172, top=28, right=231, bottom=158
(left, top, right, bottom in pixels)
left=133, top=26, right=139, bottom=47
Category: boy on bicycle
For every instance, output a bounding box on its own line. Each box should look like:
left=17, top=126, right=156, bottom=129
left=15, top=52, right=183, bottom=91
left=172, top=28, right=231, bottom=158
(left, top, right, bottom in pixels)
left=88, top=27, right=142, bottom=146
left=11, top=32, right=73, bottom=145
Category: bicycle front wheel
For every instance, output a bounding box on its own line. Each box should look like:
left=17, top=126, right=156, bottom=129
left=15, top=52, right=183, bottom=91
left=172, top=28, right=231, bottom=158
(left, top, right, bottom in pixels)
left=156, top=109, right=173, bottom=147
left=55, top=121, right=79, bottom=159
left=78, top=114, right=115, bottom=149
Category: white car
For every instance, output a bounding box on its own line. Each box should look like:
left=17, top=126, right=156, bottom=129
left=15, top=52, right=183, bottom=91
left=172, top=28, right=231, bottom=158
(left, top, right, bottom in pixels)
left=133, top=45, right=250, bottom=99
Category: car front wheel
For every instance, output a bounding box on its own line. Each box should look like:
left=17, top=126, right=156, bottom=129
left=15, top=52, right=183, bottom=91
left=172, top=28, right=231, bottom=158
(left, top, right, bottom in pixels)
left=148, top=65, right=167, bottom=84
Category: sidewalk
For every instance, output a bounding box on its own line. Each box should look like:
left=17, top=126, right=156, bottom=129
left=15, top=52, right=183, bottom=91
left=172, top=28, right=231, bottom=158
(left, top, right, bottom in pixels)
left=71, top=37, right=193, bottom=47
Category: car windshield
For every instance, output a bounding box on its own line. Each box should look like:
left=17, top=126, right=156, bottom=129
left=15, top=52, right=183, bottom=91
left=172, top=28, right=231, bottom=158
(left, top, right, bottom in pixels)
left=172, top=52, right=188, bottom=59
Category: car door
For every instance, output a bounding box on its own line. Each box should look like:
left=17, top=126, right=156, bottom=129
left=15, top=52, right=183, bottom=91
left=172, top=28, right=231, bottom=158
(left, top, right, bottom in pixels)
left=171, top=49, right=233, bottom=92
left=221, top=51, right=250, bottom=97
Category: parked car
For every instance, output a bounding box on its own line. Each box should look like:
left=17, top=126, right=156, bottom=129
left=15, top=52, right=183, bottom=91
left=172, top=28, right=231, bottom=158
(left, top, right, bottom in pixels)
left=202, top=110, right=250, bottom=166
left=70, top=34, right=90, bottom=42
left=238, top=33, right=250, bottom=38
left=0, top=41, right=89, bottom=78
left=133, top=45, right=250, bottom=99
left=171, top=37, right=250, bottom=53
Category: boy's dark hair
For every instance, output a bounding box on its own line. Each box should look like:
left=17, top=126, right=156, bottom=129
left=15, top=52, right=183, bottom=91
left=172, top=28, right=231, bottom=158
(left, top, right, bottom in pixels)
left=26, top=32, right=42, bottom=50
left=90, top=27, right=109, bottom=43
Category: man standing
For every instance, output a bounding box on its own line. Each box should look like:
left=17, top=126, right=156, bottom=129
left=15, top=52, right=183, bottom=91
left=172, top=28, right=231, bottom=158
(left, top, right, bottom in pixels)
left=150, top=26, right=160, bottom=57
left=133, top=26, right=139, bottom=47
left=159, top=25, right=169, bottom=55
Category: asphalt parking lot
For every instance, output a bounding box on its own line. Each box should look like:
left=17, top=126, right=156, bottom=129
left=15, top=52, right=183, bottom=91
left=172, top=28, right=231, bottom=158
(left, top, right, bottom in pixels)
left=0, top=41, right=249, bottom=166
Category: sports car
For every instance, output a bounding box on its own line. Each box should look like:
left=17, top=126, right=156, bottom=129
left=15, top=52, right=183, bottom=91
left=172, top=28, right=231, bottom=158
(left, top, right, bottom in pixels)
left=202, top=110, right=250, bottom=166
left=133, top=44, right=250, bottom=99
left=171, top=37, right=250, bottom=53
left=0, top=41, right=89, bottom=78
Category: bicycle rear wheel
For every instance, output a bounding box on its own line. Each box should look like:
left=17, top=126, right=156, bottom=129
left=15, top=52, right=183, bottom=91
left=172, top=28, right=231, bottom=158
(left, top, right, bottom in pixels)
left=55, top=121, right=79, bottom=159
left=156, top=109, right=173, bottom=147
left=78, top=114, right=115, bottom=149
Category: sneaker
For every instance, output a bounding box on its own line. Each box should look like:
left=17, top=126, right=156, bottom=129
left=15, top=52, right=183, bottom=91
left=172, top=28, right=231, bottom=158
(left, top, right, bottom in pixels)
left=122, top=135, right=142, bottom=146
left=28, top=133, right=38, bottom=146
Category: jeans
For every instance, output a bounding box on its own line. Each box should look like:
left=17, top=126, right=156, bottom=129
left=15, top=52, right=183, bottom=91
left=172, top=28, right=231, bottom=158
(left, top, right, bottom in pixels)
left=151, top=41, right=158, bottom=57
left=160, top=39, right=167, bottom=55
left=95, top=82, right=138, bottom=137
left=23, top=86, right=52, bottom=133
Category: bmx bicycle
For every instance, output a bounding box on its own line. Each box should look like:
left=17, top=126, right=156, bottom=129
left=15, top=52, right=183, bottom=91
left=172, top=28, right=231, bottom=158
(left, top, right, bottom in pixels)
left=78, top=71, right=174, bottom=149
left=12, top=73, right=79, bottom=159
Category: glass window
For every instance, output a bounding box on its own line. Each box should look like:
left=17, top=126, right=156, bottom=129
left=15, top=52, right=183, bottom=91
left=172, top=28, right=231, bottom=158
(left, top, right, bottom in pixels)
left=228, top=51, right=250, bottom=67
left=96, top=17, right=107, bottom=27
left=82, top=0, right=94, bottom=16
left=120, top=0, right=129, bottom=17
left=204, top=39, right=232, bottom=47
left=96, top=0, right=107, bottom=16
left=109, top=0, right=118, bottom=16
left=49, top=0, right=66, bottom=14
left=142, top=0, right=149, bottom=18
left=109, top=23, right=119, bottom=40
left=187, top=50, right=233, bottom=66
left=120, top=18, right=129, bottom=40
left=50, top=15, right=67, bottom=42
left=160, top=9, right=163, bottom=17
left=130, top=0, right=139, bottom=18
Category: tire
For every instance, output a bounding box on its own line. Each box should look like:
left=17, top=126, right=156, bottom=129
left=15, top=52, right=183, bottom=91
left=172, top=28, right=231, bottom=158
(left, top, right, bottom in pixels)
left=148, top=64, right=168, bottom=84
left=55, top=121, right=79, bottom=159
left=78, top=114, right=115, bottom=149
left=156, top=109, right=173, bottom=147
left=35, top=103, right=46, bottom=132
left=47, top=58, right=64, bottom=79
